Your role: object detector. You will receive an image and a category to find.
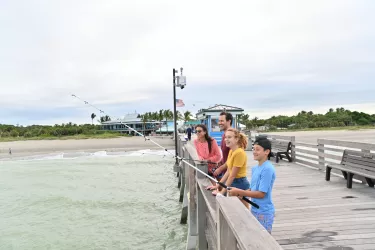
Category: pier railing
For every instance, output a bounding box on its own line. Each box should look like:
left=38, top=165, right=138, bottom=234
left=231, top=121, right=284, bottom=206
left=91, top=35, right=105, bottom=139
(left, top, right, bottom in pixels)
left=176, top=131, right=375, bottom=249
left=176, top=135, right=282, bottom=250
left=250, top=131, right=375, bottom=185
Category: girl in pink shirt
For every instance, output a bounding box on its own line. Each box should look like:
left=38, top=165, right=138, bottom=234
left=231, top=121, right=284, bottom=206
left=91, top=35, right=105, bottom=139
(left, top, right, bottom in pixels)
left=194, top=124, right=222, bottom=185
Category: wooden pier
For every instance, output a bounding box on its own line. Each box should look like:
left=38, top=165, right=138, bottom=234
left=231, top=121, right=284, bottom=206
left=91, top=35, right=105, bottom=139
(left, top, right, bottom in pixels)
left=176, top=133, right=375, bottom=249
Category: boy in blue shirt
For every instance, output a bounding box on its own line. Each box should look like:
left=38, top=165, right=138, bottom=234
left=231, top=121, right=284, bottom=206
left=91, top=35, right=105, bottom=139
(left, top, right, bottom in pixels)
left=228, top=138, right=276, bottom=234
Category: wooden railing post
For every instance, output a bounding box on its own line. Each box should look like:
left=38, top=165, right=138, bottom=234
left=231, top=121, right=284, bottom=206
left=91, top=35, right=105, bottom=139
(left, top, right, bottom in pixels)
left=196, top=162, right=208, bottom=179
left=179, top=145, right=186, bottom=202
left=217, top=200, right=236, bottom=250
left=216, top=197, right=282, bottom=249
left=180, top=144, right=188, bottom=223
left=291, top=136, right=296, bottom=162
left=186, top=161, right=198, bottom=249
left=197, top=184, right=208, bottom=250
left=317, top=139, right=325, bottom=171
left=178, top=139, right=187, bottom=190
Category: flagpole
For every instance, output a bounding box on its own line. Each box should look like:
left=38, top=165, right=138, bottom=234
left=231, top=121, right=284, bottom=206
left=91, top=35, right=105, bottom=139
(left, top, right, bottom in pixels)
left=173, top=68, right=179, bottom=165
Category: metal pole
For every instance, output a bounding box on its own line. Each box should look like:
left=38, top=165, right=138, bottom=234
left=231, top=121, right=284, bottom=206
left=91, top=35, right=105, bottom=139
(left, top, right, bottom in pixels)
left=173, top=68, right=179, bottom=165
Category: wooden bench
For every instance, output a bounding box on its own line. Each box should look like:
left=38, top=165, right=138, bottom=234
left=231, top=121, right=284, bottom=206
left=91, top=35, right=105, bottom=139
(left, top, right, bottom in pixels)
left=326, top=149, right=375, bottom=189
left=268, top=140, right=292, bottom=163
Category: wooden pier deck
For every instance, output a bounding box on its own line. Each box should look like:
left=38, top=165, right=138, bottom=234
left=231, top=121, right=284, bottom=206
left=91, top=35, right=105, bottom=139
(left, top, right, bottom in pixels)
left=255, top=157, right=375, bottom=250
left=178, top=134, right=375, bottom=249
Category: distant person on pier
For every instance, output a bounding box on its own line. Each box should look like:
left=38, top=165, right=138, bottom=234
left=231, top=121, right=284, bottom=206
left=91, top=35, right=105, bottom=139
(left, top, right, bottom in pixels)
left=186, top=126, right=192, bottom=141
left=213, top=128, right=250, bottom=208
left=194, top=124, right=222, bottom=185
left=228, top=138, right=276, bottom=234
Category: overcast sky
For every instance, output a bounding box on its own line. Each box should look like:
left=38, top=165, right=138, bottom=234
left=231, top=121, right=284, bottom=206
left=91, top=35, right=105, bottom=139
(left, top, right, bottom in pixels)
left=1, top=0, right=374, bottom=125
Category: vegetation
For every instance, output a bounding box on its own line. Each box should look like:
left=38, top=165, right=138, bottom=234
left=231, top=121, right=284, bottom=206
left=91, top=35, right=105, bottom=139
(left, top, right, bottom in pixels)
left=137, top=110, right=193, bottom=134
left=0, top=122, right=132, bottom=142
left=238, top=107, right=375, bottom=131
left=3, top=107, right=373, bottom=142
left=0, top=110, right=194, bottom=142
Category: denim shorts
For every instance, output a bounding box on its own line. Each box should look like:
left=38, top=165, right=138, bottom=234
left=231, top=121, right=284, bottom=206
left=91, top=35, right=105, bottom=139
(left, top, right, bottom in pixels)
left=231, top=177, right=250, bottom=190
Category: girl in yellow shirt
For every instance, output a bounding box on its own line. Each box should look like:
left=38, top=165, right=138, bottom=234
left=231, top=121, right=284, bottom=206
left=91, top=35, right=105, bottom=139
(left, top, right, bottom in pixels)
left=214, top=128, right=250, bottom=206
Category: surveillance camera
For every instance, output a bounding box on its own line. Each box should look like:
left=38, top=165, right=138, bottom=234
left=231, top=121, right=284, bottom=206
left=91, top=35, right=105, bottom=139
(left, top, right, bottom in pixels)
left=178, top=76, right=186, bottom=89
left=180, top=82, right=186, bottom=89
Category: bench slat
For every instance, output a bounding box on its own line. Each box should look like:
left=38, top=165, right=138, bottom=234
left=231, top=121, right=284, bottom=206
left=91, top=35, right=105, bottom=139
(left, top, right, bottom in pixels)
left=345, top=149, right=375, bottom=158
left=271, top=141, right=290, bottom=147
left=344, top=154, right=375, bottom=164
left=326, top=149, right=375, bottom=188
left=344, top=156, right=375, bottom=170
left=270, top=140, right=291, bottom=154
left=344, top=161, right=375, bottom=172
left=330, top=164, right=375, bottom=179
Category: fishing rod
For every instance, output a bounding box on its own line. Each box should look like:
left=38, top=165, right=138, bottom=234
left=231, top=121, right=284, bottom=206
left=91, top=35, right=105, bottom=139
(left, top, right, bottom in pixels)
left=71, top=94, right=259, bottom=209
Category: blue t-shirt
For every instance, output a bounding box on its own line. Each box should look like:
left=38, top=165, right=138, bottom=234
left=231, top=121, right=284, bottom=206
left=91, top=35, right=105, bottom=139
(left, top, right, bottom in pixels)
left=250, top=160, right=276, bottom=214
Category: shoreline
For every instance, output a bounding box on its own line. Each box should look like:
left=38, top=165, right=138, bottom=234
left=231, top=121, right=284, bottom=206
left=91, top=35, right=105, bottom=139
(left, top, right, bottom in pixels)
left=0, top=137, right=175, bottom=159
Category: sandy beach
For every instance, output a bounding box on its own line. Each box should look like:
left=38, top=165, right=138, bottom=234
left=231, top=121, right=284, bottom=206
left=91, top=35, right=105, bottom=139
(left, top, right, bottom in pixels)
left=0, top=136, right=175, bottom=159
left=266, top=129, right=375, bottom=144
left=1, top=129, right=374, bottom=160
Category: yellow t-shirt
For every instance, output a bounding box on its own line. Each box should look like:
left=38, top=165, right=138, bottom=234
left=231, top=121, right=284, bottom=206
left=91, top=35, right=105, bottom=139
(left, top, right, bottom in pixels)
left=226, top=148, right=247, bottom=178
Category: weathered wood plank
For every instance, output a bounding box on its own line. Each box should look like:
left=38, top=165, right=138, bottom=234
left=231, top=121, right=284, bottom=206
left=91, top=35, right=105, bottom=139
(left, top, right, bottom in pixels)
left=179, top=135, right=375, bottom=250
left=217, top=208, right=237, bottom=250
left=295, top=148, right=343, bottom=161
left=206, top=211, right=217, bottom=250
left=291, top=136, right=296, bottom=161
left=264, top=148, right=375, bottom=249
left=197, top=184, right=208, bottom=250
left=197, top=178, right=217, bottom=221
left=295, top=142, right=318, bottom=148
left=280, top=237, right=375, bottom=250
left=266, top=134, right=294, bottom=141
left=295, top=158, right=321, bottom=169
left=322, top=146, right=345, bottom=153
left=188, top=153, right=198, bottom=239
left=318, top=138, right=375, bottom=151
left=295, top=153, right=318, bottom=162
left=216, top=197, right=282, bottom=250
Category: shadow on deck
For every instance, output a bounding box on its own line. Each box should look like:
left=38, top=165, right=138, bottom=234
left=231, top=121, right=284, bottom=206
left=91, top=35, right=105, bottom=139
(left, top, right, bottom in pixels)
left=260, top=156, right=375, bottom=250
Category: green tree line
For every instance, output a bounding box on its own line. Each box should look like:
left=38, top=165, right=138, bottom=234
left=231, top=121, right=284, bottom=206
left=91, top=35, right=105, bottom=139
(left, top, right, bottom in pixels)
left=238, top=107, right=375, bottom=130
left=137, top=110, right=193, bottom=134
left=0, top=123, right=105, bottom=139
left=0, top=110, right=194, bottom=139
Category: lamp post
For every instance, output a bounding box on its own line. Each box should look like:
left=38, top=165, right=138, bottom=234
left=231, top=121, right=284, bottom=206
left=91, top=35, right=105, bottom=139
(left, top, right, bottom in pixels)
left=173, top=67, right=186, bottom=165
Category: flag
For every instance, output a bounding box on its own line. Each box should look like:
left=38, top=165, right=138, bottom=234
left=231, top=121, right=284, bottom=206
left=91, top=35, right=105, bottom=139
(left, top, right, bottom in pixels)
left=176, top=99, right=185, bottom=107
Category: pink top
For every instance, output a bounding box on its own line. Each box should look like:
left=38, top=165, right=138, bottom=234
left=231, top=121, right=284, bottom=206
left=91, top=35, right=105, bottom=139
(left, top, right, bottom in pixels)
left=194, top=138, right=222, bottom=173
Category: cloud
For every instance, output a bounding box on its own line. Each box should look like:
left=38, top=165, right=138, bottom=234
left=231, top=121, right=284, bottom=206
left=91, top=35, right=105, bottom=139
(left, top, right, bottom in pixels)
left=0, top=0, right=374, bottom=125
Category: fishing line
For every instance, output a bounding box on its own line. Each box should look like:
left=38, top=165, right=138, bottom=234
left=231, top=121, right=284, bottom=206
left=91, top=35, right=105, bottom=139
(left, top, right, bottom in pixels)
left=71, top=94, right=259, bottom=209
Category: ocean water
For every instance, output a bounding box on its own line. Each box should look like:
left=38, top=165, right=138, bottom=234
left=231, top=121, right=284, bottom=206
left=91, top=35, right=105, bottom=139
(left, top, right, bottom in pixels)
left=0, top=150, right=187, bottom=250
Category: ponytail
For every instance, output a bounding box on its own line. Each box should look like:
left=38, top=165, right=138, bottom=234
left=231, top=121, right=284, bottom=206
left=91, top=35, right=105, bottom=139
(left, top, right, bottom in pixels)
left=238, top=133, right=248, bottom=149
left=227, top=128, right=248, bottom=149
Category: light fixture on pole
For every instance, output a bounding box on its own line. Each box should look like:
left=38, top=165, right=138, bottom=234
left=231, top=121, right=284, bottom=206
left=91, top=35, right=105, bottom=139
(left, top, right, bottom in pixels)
left=173, top=67, right=186, bottom=165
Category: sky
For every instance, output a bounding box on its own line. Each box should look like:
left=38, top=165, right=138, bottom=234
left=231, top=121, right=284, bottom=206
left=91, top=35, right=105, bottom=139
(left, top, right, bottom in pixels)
left=0, top=0, right=374, bottom=125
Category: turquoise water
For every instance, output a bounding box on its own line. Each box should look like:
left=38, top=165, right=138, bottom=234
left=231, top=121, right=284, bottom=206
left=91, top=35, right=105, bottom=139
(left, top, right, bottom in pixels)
left=0, top=150, right=187, bottom=250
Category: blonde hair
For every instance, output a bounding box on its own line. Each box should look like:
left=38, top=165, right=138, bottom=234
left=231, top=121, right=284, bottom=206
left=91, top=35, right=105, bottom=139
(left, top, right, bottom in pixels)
left=226, top=128, right=248, bottom=149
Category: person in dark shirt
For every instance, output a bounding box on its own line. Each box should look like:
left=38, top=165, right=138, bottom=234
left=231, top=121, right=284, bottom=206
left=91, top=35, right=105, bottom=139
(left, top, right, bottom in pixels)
left=206, top=112, right=233, bottom=194
left=213, top=111, right=233, bottom=177
left=186, top=126, right=192, bottom=141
